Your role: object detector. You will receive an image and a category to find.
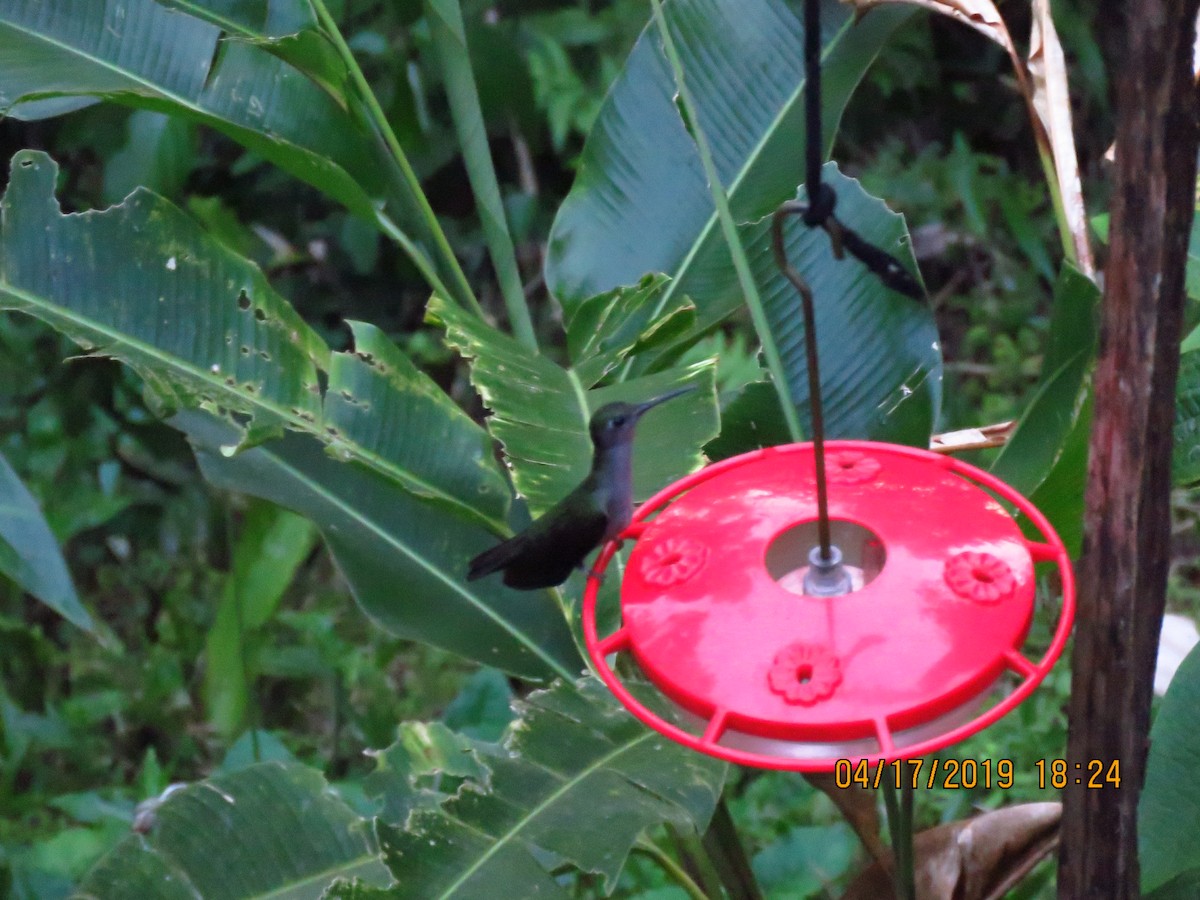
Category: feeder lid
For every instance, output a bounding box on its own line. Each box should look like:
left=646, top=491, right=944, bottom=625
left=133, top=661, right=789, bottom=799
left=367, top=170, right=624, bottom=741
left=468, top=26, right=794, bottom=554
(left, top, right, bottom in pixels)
left=607, top=441, right=1061, bottom=748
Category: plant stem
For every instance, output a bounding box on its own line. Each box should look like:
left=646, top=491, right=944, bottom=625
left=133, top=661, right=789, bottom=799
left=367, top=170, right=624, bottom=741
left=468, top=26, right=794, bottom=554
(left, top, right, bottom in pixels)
left=648, top=0, right=804, bottom=443
left=882, top=781, right=915, bottom=900
left=634, top=838, right=709, bottom=900
left=424, top=0, right=538, bottom=350
left=900, top=781, right=915, bottom=897
left=309, top=0, right=482, bottom=316
left=1034, top=143, right=1077, bottom=270
left=702, top=797, right=764, bottom=899
left=372, top=209, right=460, bottom=308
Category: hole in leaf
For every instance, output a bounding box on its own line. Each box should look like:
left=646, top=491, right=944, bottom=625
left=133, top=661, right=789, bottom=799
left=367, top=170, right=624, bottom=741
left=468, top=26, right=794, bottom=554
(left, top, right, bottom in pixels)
left=237, top=292, right=251, bottom=311
left=254, top=308, right=267, bottom=322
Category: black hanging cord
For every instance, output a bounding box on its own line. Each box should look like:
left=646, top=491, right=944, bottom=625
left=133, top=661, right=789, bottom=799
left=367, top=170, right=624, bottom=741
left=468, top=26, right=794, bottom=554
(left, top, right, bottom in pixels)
left=803, top=0, right=825, bottom=215
left=788, top=0, right=924, bottom=300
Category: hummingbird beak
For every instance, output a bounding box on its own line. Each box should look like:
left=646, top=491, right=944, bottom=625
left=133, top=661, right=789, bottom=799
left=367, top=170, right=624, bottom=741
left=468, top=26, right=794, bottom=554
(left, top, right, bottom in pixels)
left=632, top=385, right=695, bottom=418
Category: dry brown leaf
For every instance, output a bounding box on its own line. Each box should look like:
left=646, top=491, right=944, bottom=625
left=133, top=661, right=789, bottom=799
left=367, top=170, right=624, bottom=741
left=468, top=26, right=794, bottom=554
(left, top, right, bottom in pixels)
left=1195, top=9, right=1200, bottom=81
left=844, top=0, right=1096, bottom=279
left=839, top=802, right=1061, bottom=900
left=929, top=420, right=1015, bottom=453
left=1028, top=0, right=1095, bottom=277
left=840, top=0, right=1016, bottom=58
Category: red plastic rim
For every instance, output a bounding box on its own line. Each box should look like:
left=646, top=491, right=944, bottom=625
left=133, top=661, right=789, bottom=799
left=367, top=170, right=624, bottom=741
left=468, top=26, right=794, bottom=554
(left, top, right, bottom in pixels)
left=582, top=440, right=1076, bottom=772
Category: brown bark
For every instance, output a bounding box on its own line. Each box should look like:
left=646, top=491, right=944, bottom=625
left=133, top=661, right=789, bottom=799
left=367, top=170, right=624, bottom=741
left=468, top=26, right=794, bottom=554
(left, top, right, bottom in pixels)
left=1058, top=3, right=1200, bottom=898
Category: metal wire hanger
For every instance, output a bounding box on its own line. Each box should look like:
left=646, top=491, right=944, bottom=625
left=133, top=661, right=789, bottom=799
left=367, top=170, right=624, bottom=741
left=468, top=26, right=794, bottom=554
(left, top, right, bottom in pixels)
left=771, top=0, right=925, bottom=595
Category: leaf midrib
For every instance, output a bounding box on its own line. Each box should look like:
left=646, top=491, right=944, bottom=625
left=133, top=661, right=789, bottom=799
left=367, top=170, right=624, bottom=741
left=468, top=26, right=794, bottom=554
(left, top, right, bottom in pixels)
left=623, top=12, right=855, bottom=360
left=242, top=440, right=576, bottom=682
left=437, top=728, right=677, bottom=898
left=0, top=281, right=505, bottom=533
left=0, top=10, right=342, bottom=178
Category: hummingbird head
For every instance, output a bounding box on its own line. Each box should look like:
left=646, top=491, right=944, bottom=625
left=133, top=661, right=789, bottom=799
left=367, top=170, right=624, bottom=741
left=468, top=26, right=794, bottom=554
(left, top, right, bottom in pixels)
left=588, top=386, right=694, bottom=451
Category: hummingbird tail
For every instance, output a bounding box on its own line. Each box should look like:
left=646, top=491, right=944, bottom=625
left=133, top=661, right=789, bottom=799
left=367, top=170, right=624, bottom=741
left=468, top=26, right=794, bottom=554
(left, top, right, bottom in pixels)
left=466, top=534, right=526, bottom=581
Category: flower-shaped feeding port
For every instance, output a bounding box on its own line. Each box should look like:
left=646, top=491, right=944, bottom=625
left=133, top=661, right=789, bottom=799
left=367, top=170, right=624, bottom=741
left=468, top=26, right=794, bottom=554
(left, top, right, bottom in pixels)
left=639, top=536, right=707, bottom=588
left=768, top=643, right=843, bottom=705
left=944, top=551, right=1017, bottom=604
left=825, top=450, right=882, bottom=484
left=583, top=440, right=1075, bottom=772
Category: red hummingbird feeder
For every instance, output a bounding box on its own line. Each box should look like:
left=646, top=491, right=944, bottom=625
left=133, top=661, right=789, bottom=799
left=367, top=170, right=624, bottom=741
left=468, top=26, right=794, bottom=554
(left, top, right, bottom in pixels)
left=581, top=0, right=1075, bottom=773
left=581, top=440, right=1075, bottom=772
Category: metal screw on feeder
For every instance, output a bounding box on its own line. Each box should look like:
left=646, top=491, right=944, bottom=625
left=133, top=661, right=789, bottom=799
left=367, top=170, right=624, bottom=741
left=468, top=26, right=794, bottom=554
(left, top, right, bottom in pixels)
left=581, top=0, right=1075, bottom=772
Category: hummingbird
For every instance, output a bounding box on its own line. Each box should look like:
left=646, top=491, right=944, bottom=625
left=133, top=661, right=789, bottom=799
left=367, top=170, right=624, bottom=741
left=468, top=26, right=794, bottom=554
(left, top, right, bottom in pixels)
left=467, top=387, right=694, bottom=590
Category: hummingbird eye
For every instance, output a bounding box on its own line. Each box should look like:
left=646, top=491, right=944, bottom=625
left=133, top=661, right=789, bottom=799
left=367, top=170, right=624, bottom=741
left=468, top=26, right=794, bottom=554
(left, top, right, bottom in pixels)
left=610, top=415, right=626, bottom=428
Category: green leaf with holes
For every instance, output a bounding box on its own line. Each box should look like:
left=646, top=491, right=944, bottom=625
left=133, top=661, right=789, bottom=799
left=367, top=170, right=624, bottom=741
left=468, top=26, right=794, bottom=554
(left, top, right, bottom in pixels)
left=339, top=677, right=727, bottom=898
left=563, top=274, right=697, bottom=388
left=153, top=0, right=350, bottom=106
left=179, top=411, right=580, bottom=682
left=76, top=762, right=391, bottom=898
left=428, top=294, right=719, bottom=519
left=0, top=151, right=509, bottom=532
left=0, top=150, right=326, bottom=441
left=0, top=149, right=559, bottom=677
left=0, top=0, right=380, bottom=217
left=545, top=0, right=939, bottom=443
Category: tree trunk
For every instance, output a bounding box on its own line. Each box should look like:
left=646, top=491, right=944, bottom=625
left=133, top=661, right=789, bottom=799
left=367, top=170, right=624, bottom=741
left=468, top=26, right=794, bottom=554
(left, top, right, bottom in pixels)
left=1058, top=3, right=1200, bottom=897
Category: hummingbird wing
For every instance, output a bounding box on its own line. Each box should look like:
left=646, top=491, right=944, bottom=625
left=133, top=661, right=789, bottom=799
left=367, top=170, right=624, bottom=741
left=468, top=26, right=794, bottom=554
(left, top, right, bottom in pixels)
left=466, top=499, right=609, bottom=591
left=500, top=507, right=608, bottom=589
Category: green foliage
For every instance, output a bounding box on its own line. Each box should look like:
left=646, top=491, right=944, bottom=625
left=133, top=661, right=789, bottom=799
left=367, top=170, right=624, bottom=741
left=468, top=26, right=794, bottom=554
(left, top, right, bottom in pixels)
left=520, top=1, right=646, bottom=153
left=1175, top=351, right=1200, bottom=485
left=545, top=0, right=939, bottom=445
left=0, top=451, right=92, bottom=635
left=750, top=823, right=857, bottom=899
left=1141, top=643, right=1200, bottom=894
left=203, top=500, right=318, bottom=738
left=49, top=679, right=725, bottom=899
left=989, top=265, right=1099, bottom=557
left=859, top=134, right=1061, bottom=428
left=77, top=762, right=390, bottom=898
left=349, top=679, right=727, bottom=898
left=429, top=292, right=718, bottom=515
left=181, top=411, right=580, bottom=682
left=0, top=0, right=379, bottom=216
